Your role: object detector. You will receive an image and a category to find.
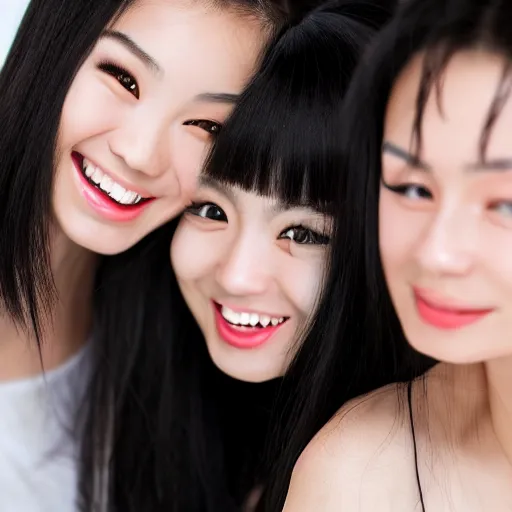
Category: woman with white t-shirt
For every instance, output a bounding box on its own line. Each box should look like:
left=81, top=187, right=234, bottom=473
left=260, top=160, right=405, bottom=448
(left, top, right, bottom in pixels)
left=0, top=0, right=284, bottom=509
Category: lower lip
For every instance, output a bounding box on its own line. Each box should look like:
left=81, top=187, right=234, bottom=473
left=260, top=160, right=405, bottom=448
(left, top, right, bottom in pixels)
left=72, top=153, right=152, bottom=222
left=213, top=304, right=285, bottom=349
left=414, top=293, right=493, bottom=330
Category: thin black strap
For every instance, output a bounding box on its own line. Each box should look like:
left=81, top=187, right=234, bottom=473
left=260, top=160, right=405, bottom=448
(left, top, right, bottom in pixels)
left=407, top=381, right=426, bottom=512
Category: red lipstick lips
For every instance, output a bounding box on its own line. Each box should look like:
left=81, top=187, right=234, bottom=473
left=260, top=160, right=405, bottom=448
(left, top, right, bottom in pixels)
left=72, top=152, right=154, bottom=222
left=413, top=287, right=494, bottom=330
left=213, top=301, right=287, bottom=349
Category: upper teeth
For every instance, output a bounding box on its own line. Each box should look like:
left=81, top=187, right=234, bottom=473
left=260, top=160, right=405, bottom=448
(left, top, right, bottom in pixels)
left=221, top=306, right=285, bottom=327
left=83, top=159, right=143, bottom=205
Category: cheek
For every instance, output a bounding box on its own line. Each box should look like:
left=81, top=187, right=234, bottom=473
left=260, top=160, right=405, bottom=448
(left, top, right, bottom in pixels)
left=170, top=221, right=221, bottom=282
left=486, top=228, right=512, bottom=295
left=59, top=68, right=119, bottom=150
left=281, top=256, right=326, bottom=317
left=170, top=134, right=212, bottom=200
left=379, top=192, right=422, bottom=279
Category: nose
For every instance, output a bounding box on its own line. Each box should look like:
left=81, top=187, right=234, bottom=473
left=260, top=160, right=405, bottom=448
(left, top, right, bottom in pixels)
left=415, top=204, right=478, bottom=276
left=216, top=232, right=273, bottom=296
left=108, top=110, right=171, bottom=178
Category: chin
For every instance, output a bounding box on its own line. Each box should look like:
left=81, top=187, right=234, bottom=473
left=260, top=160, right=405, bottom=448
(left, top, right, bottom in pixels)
left=210, top=354, right=282, bottom=383
left=60, top=223, right=143, bottom=255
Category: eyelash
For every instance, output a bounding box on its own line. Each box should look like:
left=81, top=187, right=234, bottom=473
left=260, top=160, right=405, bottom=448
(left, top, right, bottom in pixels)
left=98, top=60, right=140, bottom=99
left=186, top=202, right=227, bottom=221
left=183, top=119, right=222, bottom=137
left=97, top=61, right=223, bottom=137
left=186, top=202, right=330, bottom=245
left=382, top=180, right=433, bottom=201
left=278, top=225, right=330, bottom=245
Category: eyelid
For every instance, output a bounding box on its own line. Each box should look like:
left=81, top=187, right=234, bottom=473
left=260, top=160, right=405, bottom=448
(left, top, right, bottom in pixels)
left=183, top=119, right=223, bottom=136
left=97, top=59, right=140, bottom=98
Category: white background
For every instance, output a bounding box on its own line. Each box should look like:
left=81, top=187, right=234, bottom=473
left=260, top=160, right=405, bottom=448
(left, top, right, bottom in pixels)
left=0, top=0, right=31, bottom=67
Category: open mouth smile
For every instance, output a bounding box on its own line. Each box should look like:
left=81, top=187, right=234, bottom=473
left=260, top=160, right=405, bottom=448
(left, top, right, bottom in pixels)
left=75, top=152, right=152, bottom=207
left=213, top=301, right=289, bottom=349
left=72, top=152, right=155, bottom=222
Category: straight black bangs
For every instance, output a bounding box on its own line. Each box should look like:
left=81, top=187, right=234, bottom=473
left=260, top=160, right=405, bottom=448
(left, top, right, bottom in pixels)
left=409, top=0, right=512, bottom=162
left=205, top=0, right=388, bottom=214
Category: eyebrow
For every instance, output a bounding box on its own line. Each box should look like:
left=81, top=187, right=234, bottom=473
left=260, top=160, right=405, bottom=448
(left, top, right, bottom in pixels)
left=382, top=141, right=430, bottom=170
left=101, top=30, right=162, bottom=74
left=384, top=141, right=512, bottom=174
left=194, top=92, right=240, bottom=104
left=466, top=159, right=512, bottom=172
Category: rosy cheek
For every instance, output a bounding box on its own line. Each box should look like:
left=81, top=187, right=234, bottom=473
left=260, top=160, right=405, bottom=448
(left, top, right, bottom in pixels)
left=379, top=194, right=411, bottom=271
left=60, top=72, right=121, bottom=148
left=282, top=259, right=325, bottom=318
left=171, top=222, right=220, bottom=282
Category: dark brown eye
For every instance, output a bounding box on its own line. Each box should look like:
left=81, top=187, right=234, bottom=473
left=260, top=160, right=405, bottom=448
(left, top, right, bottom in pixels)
left=279, top=226, right=330, bottom=245
left=98, top=61, right=140, bottom=99
left=183, top=119, right=222, bottom=136
left=186, top=202, right=228, bottom=222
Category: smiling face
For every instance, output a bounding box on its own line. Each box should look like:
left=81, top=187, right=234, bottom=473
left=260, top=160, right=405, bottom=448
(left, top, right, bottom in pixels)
left=53, top=0, right=266, bottom=254
left=170, top=177, right=331, bottom=382
left=380, top=49, right=512, bottom=363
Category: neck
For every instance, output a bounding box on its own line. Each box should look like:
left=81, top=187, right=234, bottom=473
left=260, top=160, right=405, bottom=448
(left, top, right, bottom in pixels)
left=485, top=356, right=512, bottom=465
left=0, top=227, right=97, bottom=381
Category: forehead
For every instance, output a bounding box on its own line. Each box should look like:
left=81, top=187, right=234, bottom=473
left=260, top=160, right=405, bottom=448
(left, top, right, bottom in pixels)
left=384, top=50, right=512, bottom=166
left=110, top=0, right=265, bottom=93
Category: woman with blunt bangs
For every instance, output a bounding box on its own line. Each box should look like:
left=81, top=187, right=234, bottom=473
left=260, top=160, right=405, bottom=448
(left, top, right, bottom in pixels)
left=0, top=0, right=284, bottom=510
left=133, top=0, right=396, bottom=510
left=284, top=0, right=512, bottom=511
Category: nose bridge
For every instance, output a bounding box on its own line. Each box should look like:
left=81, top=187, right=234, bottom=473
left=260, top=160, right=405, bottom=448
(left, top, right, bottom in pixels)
left=218, top=227, right=270, bottom=294
left=417, top=200, right=478, bottom=274
left=112, top=104, right=171, bottom=175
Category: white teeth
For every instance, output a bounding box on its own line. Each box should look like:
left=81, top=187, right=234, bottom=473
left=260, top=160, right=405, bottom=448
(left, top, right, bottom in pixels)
left=99, top=175, right=114, bottom=194
left=84, top=159, right=95, bottom=178
left=91, top=168, right=103, bottom=184
left=110, top=183, right=126, bottom=202
left=220, top=306, right=285, bottom=328
left=81, top=158, right=145, bottom=205
left=240, top=312, right=250, bottom=326
left=120, top=191, right=136, bottom=205
left=260, top=315, right=271, bottom=328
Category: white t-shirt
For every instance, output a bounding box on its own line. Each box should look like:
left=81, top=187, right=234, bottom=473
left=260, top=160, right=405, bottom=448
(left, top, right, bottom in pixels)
left=0, top=343, right=92, bottom=511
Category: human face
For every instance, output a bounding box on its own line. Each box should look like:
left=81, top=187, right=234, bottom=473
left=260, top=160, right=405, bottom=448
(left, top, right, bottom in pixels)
left=380, top=50, right=512, bottom=364
left=53, top=0, right=265, bottom=255
left=171, top=177, right=331, bottom=382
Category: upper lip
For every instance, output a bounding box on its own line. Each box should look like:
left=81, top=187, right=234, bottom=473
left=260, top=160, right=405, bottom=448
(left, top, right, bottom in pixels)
left=413, top=287, right=494, bottom=312
left=214, top=301, right=289, bottom=319
left=77, top=152, right=155, bottom=199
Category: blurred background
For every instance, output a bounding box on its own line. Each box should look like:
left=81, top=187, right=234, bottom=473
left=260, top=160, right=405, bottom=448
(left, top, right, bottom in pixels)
left=0, top=0, right=30, bottom=67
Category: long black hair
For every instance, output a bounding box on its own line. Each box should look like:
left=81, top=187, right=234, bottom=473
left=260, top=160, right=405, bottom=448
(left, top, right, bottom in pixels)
left=258, top=0, right=512, bottom=509
left=94, top=1, right=407, bottom=511
left=0, top=0, right=286, bottom=510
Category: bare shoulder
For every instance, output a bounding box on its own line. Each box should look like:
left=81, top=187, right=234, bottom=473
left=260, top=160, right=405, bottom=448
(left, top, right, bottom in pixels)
left=283, top=383, right=422, bottom=511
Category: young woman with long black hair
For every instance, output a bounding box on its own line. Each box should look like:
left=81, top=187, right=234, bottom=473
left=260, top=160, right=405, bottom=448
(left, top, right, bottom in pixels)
left=105, top=1, right=396, bottom=510
left=0, top=0, right=283, bottom=509
left=284, top=0, right=512, bottom=510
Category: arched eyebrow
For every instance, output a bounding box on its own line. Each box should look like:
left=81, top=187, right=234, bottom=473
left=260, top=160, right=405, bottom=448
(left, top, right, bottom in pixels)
left=383, top=140, right=512, bottom=173
left=101, top=30, right=161, bottom=74
left=382, top=141, right=430, bottom=170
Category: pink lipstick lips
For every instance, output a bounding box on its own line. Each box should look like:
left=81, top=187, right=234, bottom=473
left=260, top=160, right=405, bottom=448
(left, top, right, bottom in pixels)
left=72, top=152, right=154, bottom=222
left=213, top=301, right=288, bottom=349
left=413, top=287, right=494, bottom=330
